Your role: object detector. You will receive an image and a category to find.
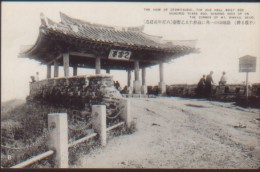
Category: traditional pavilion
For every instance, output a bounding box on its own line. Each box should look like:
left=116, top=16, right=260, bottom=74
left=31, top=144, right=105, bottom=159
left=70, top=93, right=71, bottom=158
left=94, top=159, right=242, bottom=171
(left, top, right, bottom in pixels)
left=19, top=12, right=199, bottom=95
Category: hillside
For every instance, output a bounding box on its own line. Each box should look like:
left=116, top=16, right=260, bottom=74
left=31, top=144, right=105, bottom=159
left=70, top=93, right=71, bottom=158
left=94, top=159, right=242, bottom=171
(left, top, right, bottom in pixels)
left=1, top=99, right=26, bottom=120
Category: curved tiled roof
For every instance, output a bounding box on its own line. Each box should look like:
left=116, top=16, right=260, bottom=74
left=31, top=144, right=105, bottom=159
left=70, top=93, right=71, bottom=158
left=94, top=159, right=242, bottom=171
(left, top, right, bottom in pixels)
left=41, top=12, right=197, bottom=50
left=42, top=12, right=164, bottom=49
left=20, top=12, right=199, bottom=68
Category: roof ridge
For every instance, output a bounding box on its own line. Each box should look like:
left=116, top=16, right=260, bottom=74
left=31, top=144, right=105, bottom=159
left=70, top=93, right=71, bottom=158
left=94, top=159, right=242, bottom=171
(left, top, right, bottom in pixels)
left=59, top=12, right=144, bottom=32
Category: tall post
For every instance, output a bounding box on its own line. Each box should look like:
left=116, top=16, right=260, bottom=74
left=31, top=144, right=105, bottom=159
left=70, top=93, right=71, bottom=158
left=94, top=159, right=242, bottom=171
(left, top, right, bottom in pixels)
left=63, top=53, right=69, bottom=77
left=47, top=64, right=51, bottom=79
left=134, top=60, right=139, bottom=81
left=246, top=72, right=249, bottom=102
left=91, top=105, right=106, bottom=146
left=142, top=68, right=146, bottom=85
left=127, top=70, right=131, bottom=87
left=48, top=113, right=68, bottom=168
left=133, top=60, right=141, bottom=94
left=141, top=68, right=147, bottom=94
left=119, top=99, right=132, bottom=128
left=159, top=63, right=164, bottom=82
left=127, top=70, right=133, bottom=94
left=73, top=66, right=77, bottom=76
left=54, top=60, right=59, bottom=78
left=158, top=63, right=166, bottom=95
left=96, top=57, right=101, bottom=74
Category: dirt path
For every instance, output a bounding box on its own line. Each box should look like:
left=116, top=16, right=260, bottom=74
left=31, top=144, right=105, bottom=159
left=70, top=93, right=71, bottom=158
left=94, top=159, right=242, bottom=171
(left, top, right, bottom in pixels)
left=78, top=97, right=260, bottom=168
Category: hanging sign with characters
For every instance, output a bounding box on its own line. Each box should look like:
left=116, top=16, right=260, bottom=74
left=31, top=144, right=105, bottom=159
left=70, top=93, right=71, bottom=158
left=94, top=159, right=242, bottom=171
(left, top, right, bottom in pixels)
left=108, top=49, right=132, bottom=60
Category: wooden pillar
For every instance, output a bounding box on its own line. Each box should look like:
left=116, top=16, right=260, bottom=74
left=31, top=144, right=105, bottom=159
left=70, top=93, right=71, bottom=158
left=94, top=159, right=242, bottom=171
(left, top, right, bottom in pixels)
left=141, top=68, right=147, bottom=94
left=142, top=68, right=146, bottom=85
left=47, top=64, right=51, bottom=79
left=134, top=60, right=139, bottom=81
left=133, top=60, right=141, bottom=94
left=96, top=57, right=101, bottom=74
left=73, top=66, right=77, bottom=76
left=63, top=53, right=69, bottom=77
left=127, top=70, right=131, bottom=87
left=54, top=60, right=59, bottom=78
left=158, top=63, right=166, bottom=95
left=127, top=70, right=133, bottom=94
left=246, top=72, right=249, bottom=102
left=159, top=63, right=164, bottom=82
left=106, top=69, right=110, bottom=74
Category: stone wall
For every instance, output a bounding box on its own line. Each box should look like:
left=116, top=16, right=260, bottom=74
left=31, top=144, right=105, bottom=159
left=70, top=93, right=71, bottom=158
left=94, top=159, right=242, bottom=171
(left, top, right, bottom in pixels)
left=147, top=86, right=159, bottom=95
left=166, top=84, right=199, bottom=97
left=252, top=83, right=260, bottom=96
left=164, top=83, right=260, bottom=100
left=27, top=75, right=122, bottom=112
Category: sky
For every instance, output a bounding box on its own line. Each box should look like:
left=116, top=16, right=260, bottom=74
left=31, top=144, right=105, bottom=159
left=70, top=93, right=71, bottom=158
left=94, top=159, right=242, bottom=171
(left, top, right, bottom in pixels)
left=1, top=2, right=260, bottom=102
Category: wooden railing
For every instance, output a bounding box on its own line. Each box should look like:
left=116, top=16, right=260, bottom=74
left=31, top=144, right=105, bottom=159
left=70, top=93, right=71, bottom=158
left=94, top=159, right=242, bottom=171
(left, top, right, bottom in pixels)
left=2, top=99, right=131, bottom=168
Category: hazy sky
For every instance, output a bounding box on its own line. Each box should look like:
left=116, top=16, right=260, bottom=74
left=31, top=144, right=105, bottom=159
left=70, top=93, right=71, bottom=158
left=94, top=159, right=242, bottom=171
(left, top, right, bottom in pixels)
left=1, top=2, right=260, bottom=101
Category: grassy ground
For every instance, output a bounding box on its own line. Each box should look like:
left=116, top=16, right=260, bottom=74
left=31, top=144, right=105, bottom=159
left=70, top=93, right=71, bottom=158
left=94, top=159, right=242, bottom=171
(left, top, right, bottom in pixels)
left=1, top=99, right=49, bottom=167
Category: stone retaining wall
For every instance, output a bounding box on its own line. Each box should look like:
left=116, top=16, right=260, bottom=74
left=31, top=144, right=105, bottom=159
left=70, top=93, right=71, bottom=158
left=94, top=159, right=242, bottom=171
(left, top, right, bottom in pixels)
left=252, top=83, right=260, bottom=96
left=27, top=75, right=122, bottom=111
left=147, top=83, right=260, bottom=100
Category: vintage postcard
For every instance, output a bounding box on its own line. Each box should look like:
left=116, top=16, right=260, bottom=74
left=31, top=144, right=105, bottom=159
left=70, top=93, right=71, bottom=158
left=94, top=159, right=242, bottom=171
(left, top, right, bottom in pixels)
left=1, top=2, right=260, bottom=169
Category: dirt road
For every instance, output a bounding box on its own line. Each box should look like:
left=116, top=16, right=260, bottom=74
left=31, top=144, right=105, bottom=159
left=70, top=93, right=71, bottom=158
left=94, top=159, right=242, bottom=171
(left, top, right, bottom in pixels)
left=78, top=97, right=260, bottom=168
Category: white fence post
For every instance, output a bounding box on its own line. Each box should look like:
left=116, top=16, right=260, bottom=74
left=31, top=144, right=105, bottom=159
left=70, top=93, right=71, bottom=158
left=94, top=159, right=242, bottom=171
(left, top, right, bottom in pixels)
left=91, top=105, right=107, bottom=146
left=120, top=99, right=132, bottom=128
left=48, top=113, right=68, bottom=168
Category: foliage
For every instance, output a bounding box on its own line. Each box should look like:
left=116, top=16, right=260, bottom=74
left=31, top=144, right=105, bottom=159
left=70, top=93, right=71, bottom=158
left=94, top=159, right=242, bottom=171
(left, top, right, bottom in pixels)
left=1, top=103, right=50, bottom=167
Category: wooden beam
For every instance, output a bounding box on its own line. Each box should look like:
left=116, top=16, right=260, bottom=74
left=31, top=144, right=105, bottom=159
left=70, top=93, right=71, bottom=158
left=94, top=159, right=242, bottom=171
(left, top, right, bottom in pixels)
left=11, top=150, right=54, bottom=168
left=68, top=133, right=97, bottom=148
left=70, top=51, right=170, bottom=64
left=128, top=58, right=160, bottom=64
left=106, top=122, right=125, bottom=132
left=47, top=54, right=62, bottom=65
left=69, top=52, right=96, bottom=58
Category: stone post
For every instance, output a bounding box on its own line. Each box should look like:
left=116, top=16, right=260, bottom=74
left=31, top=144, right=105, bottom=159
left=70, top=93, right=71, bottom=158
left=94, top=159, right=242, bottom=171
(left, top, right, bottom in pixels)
left=48, top=113, right=68, bottom=168
left=91, top=105, right=106, bottom=146
left=106, top=69, right=110, bottom=74
left=119, top=99, right=132, bottom=128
